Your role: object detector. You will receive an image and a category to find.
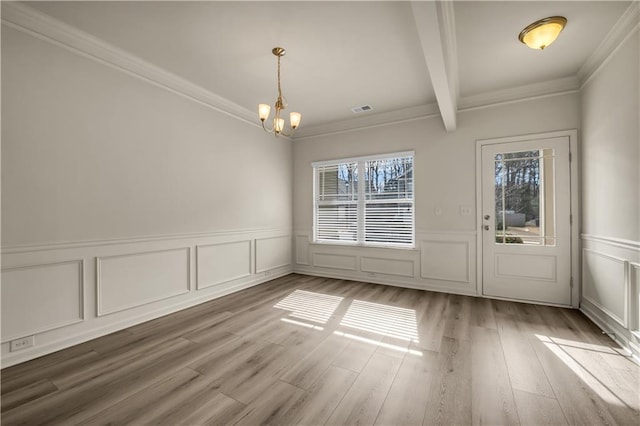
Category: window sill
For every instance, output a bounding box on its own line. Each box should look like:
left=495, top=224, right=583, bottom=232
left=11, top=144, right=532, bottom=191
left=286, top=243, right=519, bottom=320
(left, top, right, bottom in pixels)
left=310, top=241, right=418, bottom=251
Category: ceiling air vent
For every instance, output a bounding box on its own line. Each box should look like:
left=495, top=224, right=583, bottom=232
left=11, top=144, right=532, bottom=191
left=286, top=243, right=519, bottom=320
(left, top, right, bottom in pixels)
left=351, top=105, right=373, bottom=113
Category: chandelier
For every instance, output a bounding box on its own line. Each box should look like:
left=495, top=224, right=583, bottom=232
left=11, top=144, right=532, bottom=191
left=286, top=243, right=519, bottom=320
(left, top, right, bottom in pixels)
left=258, top=47, right=301, bottom=137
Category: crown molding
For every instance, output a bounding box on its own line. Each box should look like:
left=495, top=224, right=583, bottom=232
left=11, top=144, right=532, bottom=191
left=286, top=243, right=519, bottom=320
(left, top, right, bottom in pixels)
left=578, top=1, right=640, bottom=88
left=458, top=76, right=580, bottom=111
left=296, top=75, right=580, bottom=140
left=293, top=103, right=441, bottom=140
left=1, top=1, right=259, bottom=128
left=1, top=1, right=593, bottom=142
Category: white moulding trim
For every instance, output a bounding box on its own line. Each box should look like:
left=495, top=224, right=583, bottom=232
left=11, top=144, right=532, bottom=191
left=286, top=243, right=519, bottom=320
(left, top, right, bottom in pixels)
left=582, top=248, right=629, bottom=328
left=578, top=2, right=640, bottom=88
left=294, top=104, right=441, bottom=140
left=255, top=235, right=292, bottom=274
left=96, top=247, right=191, bottom=317
left=1, top=2, right=258, bottom=128
left=195, top=240, right=252, bottom=290
left=458, top=76, right=580, bottom=111
left=581, top=234, right=640, bottom=251
left=2, top=227, right=292, bottom=254
left=0, top=260, right=86, bottom=343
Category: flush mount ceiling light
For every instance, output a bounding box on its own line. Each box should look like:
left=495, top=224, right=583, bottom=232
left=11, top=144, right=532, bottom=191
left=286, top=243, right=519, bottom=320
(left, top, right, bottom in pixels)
left=519, top=16, right=567, bottom=50
left=258, top=47, right=301, bottom=137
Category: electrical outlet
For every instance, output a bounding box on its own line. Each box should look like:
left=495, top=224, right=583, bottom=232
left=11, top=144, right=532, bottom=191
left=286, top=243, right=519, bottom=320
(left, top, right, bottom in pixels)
left=10, top=336, right=35, bottom=352
left=434, top=207, right=442, bottom=216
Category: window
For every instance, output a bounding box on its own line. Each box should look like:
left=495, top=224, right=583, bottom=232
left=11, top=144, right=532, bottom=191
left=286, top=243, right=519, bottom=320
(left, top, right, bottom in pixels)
left=313, top=151, right=414, bottom=247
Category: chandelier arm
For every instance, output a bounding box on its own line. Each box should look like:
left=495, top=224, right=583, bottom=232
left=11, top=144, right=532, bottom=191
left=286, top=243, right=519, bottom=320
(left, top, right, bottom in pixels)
left=261, top=119, right=273, bottom=133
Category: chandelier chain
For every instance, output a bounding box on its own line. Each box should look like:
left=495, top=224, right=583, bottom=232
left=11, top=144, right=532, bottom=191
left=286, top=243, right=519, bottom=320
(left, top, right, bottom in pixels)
left=277, top=54, right=282, bottom=100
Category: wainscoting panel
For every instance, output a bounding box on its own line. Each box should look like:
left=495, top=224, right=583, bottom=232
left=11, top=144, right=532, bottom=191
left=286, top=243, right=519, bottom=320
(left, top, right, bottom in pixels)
left=312, top=252, right=358, bottom=271
left=256, top=236, right=291, bottom=273
left=361, top=257, right=414, bottom=277
left=579, top=234, right=640, bottom=363
left=420, top=239, right=470, bottom=283
left=196, top=240, right=251, bottom=290
left=293, top=230, right=476, bottom=295
left=1, top=260, right=84, bottom=342
left=97, top=248, right=190, bottom=316
left=1, top=228, right=291, bottom=367
left=582, top=248, right=627, bottom=327
left=295, top=235, right=310, bottom=265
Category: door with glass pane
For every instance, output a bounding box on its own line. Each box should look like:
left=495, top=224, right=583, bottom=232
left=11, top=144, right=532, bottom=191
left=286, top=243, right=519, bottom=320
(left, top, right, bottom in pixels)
left=481, top=137, right=571, bottom=305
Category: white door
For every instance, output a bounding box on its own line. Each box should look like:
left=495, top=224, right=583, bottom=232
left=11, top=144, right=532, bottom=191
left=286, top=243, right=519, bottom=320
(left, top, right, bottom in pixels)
left=481, top=137, right=572, bottom=305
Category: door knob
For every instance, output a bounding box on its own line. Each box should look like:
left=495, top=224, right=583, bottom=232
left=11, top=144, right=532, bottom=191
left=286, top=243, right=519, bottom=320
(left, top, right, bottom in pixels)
left=484, top=225, right=490, bottom=230
left=484, top=215, right=490, bottom=220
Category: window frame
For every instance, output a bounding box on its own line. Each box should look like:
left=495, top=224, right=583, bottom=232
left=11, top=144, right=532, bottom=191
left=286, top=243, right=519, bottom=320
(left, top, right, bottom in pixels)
left=312, top=151, right=415, bottom=249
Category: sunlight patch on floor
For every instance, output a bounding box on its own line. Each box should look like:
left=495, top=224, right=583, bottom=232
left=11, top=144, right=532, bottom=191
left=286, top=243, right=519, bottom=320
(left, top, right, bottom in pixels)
left=273, top=290, right=343, bottom=324
left=280, top=317, right=324, bottom=331
left=340, top=299, right=419, bottom=342
left=334, top=330, right=423, bottom=356
left=535, top=334, right=632, bottom=408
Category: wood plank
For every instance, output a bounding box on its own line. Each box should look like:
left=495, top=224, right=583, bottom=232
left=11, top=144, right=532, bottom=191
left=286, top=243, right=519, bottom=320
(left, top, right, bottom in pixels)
left=1, top=349, right=99, bottom=396
left=80, top=368, right=226, bottom=425
left=326, top=352, right=402, bottom=425
left=531, top=337, right=621, bottom=425
left=375, top=350, right=437, bottom=426
left=555, top=339, right=640, bottom=420
left=220, top=342, right=290, bottom=405
left=3, top=338, right=194, bottom=424
left=1, top=378, right=58, bottom=412
left=229, top=379, right=305, bottom=425
left=443, top=294, right=471, bottom=341
left=413, top=291, right=448, bottom=352
left=331, top=338, right=377, bottom=373
left=280, top=333, right=350, bottom=389
left=470, top=326, right=520, bottom=425
left=423, top=336, right=472, bottom=425
left=500, top=334, right=556, bottom=398
left=512, top=389, right=568, bottom=426
left=189, top=336, right=271, bottom=379
left=494, top=305, right=556, bottom=398
left=279, top=365, right=358, bottom=425
left=469, top=296, right=497, bottom=329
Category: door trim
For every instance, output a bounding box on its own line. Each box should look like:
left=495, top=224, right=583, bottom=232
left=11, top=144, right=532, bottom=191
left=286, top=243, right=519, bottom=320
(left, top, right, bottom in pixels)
left=475, top=129, right=580, bottom=308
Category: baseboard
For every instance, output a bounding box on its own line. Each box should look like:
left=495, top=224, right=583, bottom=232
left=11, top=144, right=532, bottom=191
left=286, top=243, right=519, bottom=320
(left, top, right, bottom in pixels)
left=580, top=299, right=640, bottom=365
left=292, top=267, right=478, bottom=298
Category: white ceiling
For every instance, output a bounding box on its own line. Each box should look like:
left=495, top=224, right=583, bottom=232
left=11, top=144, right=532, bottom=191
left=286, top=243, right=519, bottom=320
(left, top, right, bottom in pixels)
left=22, top=1, right=633, bottom=135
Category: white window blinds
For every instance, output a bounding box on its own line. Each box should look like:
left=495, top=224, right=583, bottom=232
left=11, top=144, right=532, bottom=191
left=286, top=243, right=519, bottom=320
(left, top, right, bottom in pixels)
left=315, top=162, right=358, bottom=243
left=313, top=152, right=414, bottom=247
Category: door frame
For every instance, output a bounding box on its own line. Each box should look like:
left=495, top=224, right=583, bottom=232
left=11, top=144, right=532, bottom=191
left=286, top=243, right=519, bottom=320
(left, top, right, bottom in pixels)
left=475, top=129, right=580, bottom=308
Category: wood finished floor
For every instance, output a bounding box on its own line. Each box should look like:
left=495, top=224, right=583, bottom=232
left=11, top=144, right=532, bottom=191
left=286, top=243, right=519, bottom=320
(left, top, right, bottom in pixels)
left=2, top=274, right=639, bottom=425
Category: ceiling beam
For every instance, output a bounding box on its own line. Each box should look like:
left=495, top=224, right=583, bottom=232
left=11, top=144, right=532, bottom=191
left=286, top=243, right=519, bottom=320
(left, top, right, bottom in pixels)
left=410, top=1, right=458, bottom=132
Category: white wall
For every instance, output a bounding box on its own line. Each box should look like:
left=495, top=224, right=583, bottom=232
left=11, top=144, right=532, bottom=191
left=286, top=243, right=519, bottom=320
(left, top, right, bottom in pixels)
left=1, top=24, right=293, bottom=366
left=579, top=26, right=640, bottom=358
left=292, top=93, right=580, bottom=295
